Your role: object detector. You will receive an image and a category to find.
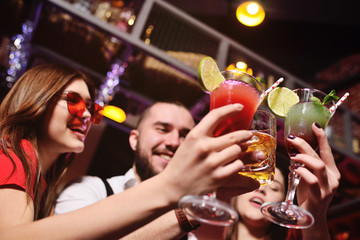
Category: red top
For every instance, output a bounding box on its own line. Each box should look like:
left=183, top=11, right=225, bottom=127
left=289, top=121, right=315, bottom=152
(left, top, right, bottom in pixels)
left=0, top=139, right=42, bottom=200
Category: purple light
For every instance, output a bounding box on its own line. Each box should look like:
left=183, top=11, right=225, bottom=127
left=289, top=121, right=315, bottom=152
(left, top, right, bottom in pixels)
left=6, top=20, right=33, bottom=88
left=97, top=59, right=128, bottom=105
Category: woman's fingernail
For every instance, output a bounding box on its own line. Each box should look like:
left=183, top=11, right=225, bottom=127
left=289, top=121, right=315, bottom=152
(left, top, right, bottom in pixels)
left=234, top=103, right=244, bottom=110
left=288, top=134, right=296, bottom=139
left=315, top=122, right=322, bottom=129
left=289, top=153, right=297, bottom=157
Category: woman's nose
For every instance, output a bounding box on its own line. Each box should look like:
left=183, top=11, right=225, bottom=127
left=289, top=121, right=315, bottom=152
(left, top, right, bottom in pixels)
left=81, top=107, right=92, bottom=122
left=256, top=187, right=266, bottom=196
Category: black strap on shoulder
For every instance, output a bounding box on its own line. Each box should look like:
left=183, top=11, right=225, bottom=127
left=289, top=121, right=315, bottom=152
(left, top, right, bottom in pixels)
left=100, top=178, right=114, bottom=197
left=180, top=235, right=188, bottom=240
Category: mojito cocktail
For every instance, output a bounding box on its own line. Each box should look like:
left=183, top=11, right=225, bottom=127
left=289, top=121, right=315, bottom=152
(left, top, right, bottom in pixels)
left=285, top=101, right=331, bottom=152
left=261, top=88, right=335, bottom=229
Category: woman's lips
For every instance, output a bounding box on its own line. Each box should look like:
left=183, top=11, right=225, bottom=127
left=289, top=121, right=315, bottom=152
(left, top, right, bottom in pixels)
left=69, top=125, right=87, bottom=141
left=249, top=197, right=264, bottom=208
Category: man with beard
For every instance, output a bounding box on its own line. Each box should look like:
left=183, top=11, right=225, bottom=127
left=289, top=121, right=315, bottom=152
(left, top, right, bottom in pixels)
left=54, top=101, right=263, bottom=239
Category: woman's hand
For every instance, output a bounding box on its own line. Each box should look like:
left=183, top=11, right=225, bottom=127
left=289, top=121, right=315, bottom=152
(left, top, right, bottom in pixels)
left=286, top=123, right=340, bottom=239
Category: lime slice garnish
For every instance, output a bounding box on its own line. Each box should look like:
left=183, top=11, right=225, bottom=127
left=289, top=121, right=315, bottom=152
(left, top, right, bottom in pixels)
left=267, top=87, right=299, bottom=117
left=198, top=57, right=225, bottom=92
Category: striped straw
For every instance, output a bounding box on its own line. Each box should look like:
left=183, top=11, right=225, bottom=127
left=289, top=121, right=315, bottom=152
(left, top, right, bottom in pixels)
left=260, top=77, right=284, bottom=101
left=329, top=92, right=349, bottom=113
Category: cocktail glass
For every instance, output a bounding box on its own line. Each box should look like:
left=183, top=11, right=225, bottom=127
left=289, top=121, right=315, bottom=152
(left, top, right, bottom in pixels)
left=242, top=110, right=277, bottom=186
left=260, top=88, right=335, bottom=229
left=179, top=70, right=264, bottom=226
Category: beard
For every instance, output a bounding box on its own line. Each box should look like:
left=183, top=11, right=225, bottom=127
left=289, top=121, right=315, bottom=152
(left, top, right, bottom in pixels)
left=134, top=142, right=158, bottom=181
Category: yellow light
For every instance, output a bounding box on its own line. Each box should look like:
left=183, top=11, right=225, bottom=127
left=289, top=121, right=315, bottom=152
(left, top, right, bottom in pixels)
left=128, top=15, right=136, bottom=26
left=236, top=1, right=265, bottom=27
left=247, top=3, right=259, bottom=14
left=103, top=105, right=126, bottom=123
left=226, top=63, right=236, bottom=71
left=226, top=61, right=249, bottom=73
left=236, top=61, right=247, bottom=70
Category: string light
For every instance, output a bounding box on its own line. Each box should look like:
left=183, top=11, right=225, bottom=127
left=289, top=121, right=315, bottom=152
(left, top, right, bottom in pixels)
left=97, top=58, right=127, bottom=105
left=6, top=21, right=33, bottom=89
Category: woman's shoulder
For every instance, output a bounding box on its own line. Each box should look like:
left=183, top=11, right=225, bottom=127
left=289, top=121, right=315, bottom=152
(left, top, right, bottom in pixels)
left=20, top=139, right=37, bottom=159
left=0, top=139, right=38, bottom=191
left=0, top=139, right=37, bottom=164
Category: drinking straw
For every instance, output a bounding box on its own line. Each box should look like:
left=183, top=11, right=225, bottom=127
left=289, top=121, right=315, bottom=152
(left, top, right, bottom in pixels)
left=329, top=92, right=349, bottom=113
left=259, top=77, right=284, bottom=101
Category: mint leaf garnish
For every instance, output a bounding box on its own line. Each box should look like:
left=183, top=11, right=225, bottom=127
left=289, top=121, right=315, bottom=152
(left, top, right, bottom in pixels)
left=323, top=90, right=339, bottom=105
left=310, top=96, right=321, bottom=105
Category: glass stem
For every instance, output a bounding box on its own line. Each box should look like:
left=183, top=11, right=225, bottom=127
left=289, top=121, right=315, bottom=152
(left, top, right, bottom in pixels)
left=285, top=160, right=301, bottom=204
left=211, top=190, right=217, bottom=199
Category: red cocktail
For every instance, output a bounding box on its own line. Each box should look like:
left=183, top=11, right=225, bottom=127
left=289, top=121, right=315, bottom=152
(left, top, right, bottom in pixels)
left=179, top=70, right=264, bottom=227
left=210, top=71, right=264, bottom=136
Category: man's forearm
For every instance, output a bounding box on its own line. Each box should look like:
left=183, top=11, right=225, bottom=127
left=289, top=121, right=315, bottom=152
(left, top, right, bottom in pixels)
left=120, top=211, right=186, bottom=240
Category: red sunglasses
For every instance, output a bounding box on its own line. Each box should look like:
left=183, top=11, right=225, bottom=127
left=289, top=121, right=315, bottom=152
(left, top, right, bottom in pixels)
left=61, top=91, right=103, bottom=124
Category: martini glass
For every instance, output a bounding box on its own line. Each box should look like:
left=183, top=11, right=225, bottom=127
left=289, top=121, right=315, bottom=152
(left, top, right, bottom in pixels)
left=179, top=70, right=264, bottom=226
left=260, top=88, right=335, bottom=229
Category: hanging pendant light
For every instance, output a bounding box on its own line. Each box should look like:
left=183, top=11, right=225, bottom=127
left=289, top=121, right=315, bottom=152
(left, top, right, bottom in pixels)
left=103, top=105, right=126, bottom=123
left=236, top=1, right=265, bottom=27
